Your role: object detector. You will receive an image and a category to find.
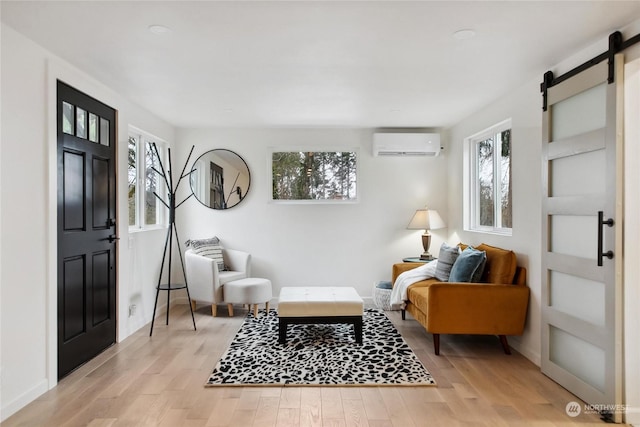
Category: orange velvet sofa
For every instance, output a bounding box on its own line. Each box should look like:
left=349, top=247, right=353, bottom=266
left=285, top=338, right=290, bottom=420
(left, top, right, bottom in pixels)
left=392, top=243, right=529, bottom=355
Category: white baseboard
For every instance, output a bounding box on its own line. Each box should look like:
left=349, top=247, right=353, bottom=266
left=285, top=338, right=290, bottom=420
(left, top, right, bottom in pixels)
left=1, top=379, right=48, bottom=422
left=508, top=337, right=541, bottom=367
left=626, top=410, right=640, bottom=426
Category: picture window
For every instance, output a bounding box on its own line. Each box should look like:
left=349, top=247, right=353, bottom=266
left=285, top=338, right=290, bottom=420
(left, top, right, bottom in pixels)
left=270, top=149, right=358, bottom=203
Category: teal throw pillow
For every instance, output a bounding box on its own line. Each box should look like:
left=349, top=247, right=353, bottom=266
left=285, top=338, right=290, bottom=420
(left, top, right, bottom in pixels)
left=434, top=243, right=460, bottom=282
left=449, top=246, right=487, bottom=282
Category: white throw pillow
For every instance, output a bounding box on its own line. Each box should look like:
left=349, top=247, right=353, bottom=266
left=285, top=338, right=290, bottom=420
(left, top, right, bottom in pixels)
left=186, top=236, right=226, bottom=271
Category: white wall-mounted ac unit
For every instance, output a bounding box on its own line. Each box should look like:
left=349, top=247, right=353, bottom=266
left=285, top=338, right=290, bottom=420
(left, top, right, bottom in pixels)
left=372, top=132, right=441, bottom=156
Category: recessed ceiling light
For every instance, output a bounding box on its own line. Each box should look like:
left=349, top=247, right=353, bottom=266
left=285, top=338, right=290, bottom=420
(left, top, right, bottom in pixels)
left=453, top=29, right=476, bottom=40
left=148, top=24, right=172, bottom=35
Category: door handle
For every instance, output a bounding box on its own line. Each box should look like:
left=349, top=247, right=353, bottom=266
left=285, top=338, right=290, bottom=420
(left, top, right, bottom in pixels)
left=597, top=211, right=614, bottom=266
left=107, top=234, right=120, bottom=243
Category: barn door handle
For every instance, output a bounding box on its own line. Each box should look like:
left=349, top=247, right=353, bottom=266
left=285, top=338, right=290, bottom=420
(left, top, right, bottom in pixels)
left=597, top=211, right=614, bottom=266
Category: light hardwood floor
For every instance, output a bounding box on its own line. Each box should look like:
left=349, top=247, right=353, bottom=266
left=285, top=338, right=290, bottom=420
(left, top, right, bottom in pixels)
left=3, top=304, right=614, bottom=426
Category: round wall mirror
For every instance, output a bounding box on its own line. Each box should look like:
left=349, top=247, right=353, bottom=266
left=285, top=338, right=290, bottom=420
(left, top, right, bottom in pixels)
left=190, top=149, right=251, bottom=210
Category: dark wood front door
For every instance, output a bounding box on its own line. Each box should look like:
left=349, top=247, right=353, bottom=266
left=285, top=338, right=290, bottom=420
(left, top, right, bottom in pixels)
left=57, top=81, right=117, bottom=379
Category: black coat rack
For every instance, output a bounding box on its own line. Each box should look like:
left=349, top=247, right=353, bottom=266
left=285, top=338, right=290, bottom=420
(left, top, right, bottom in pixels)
left=149, top=143, right=197, bottom=336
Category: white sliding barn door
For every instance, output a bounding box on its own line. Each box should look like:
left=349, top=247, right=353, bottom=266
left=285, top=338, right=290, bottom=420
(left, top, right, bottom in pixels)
left=541, top=57, right=623, bottom=422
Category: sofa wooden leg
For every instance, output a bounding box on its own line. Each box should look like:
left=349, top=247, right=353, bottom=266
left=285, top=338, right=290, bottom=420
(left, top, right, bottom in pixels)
left=401, top=309, right=406, bottom=320
left=227, top=304, right=234, bottom=317
left=433, top=334, right=440, bottom=355
left=211, top=304, right=217, bottom=317
left=191, top=300, right=197, bottom=312
left=499, top=335, right=511, bottom=355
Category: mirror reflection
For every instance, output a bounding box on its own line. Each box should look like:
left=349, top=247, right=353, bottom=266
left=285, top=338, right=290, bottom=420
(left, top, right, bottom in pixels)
left=190, top=149, right=251, bottom=209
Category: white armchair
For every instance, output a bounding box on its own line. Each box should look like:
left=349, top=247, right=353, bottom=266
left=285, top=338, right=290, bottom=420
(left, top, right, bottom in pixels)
left=185, top=247, right=251, bottom=316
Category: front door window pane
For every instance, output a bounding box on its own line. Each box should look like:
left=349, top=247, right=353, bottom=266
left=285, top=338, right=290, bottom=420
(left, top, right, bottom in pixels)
left=63, top=102, right=74, bottom=135
left=76, top=107, right=87, bottom=139
left=89, top=113, right=98, bottom=143
left=100, top=118, right=110, bottom=146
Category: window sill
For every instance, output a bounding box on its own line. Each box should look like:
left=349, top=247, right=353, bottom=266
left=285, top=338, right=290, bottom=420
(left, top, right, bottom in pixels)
left=464, top=227, right=512, bottom=237
left=128, top=225, right=167, bottom=234
left=269, top=199, right=359, bottom=205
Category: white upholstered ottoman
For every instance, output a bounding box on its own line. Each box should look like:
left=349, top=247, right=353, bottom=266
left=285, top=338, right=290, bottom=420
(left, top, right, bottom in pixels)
left=224, top=277, right=272, bottom=317
left=278, top=287, right=364, bottom=344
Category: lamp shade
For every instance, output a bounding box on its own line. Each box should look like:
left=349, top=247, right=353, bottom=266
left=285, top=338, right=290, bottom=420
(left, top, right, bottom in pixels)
left=407, top=209, right=446, bottom=231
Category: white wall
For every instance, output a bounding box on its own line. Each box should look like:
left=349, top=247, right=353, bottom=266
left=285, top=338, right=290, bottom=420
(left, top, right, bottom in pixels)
left=446, top=22, right=640, bottom=423
left=174, top=128, right=449, bottom=300
left=1, top=25, right=52, bottom=420
left=0, top=24, right=175, bottom=421
left=0, top=19, right=3, bottom=418
left=445, top=79, right=542, bottom=363
left=446, top=30, right=615, bottom=365
left=623, top=52, right=640, bottom=426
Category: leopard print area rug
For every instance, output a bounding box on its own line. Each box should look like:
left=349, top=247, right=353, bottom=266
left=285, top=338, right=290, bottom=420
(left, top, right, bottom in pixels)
left=206, top=308, right=436, bottom=386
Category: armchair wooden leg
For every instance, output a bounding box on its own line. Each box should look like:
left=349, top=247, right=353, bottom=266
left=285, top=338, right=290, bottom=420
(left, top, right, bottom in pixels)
left=227, top=304, right=234, bottom=317
left=499, top=335, right=511, bottom=355
left=401, top=309, right=406, bottom=320
left=191, top=300, right=197, bottom=312
left=433, top=334, right=440, bottom=355
left=211, top=304, right=217, bottom=317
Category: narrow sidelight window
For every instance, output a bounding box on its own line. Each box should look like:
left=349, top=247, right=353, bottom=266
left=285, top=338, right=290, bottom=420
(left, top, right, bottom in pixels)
left=128, top=127, right=166, bottom=230
left=464, top=119, right=512, bottom=234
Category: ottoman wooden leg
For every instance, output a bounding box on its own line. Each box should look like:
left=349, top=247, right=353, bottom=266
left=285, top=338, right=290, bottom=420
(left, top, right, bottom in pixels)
left=227, top=304, right=234, bottom=317
left=253, top=304, right=258, bottom=318
left=266, top=301, right=270, bottom=313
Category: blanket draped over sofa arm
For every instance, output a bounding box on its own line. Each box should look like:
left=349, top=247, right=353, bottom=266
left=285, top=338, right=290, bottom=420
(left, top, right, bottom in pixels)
left=391, top=243, right=529, bottom=355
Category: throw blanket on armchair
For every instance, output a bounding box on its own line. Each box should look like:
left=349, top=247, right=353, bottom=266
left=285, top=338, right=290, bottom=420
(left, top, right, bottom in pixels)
left=390, top=260, right=438, bottom=309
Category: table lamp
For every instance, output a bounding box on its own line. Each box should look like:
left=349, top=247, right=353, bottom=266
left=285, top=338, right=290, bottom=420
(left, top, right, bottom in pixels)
left=407, top=208, right=446, bottom=260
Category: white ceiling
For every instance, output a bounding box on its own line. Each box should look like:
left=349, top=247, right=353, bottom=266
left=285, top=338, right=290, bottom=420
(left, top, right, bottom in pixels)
left=2, top=1, right=640, bottom=129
